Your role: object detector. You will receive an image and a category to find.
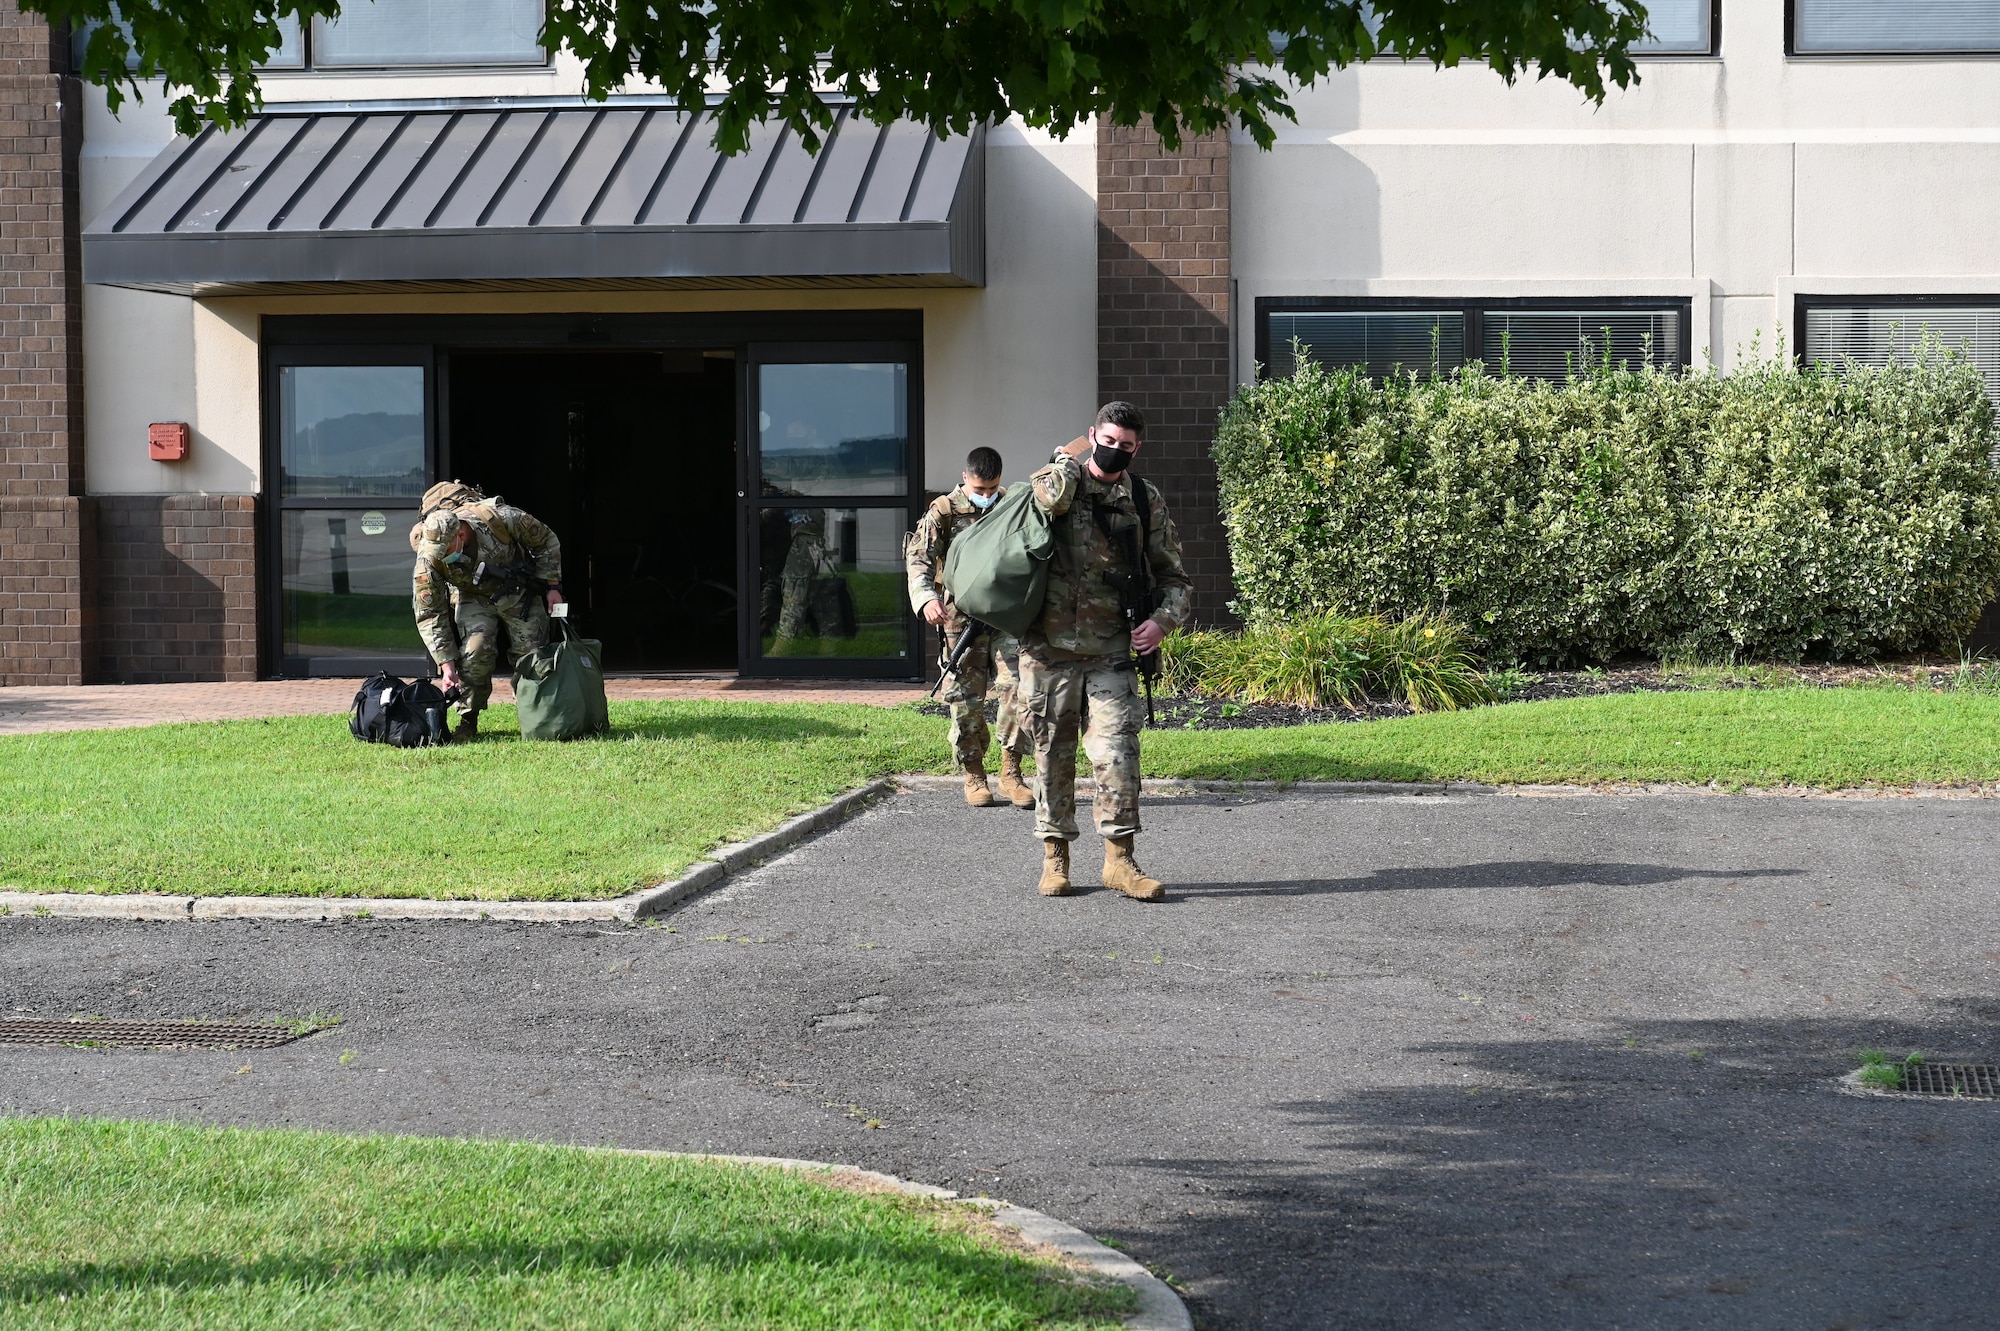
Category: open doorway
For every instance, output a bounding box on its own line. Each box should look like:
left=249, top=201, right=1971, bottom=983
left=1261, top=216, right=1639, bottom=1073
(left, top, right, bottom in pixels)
left=445, top=350, right=738, bottom=672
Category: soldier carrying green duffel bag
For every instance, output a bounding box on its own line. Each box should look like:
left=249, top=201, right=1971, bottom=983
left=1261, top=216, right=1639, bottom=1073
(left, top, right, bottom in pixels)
left=511, top=618, right=609, bottom=741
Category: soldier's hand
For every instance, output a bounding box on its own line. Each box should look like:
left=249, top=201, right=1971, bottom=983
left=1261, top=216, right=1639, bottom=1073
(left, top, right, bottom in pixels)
left=545, top=588, right=563, bottom=612
left=1131, top=617, right=1166, bottom=655
left=439, top=660, right=463, bottom=691
left=921, top=598, right=950, bottom=627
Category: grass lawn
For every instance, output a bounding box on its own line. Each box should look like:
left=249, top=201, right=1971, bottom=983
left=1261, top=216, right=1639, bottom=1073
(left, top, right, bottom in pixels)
left=0, top=702, right=937, bottom=901
left=0, top=690, right=1993, bottom=902
left=0, top=1116, right=1130, bottom=1331
left=1140, top=687, right=2000, bottom=788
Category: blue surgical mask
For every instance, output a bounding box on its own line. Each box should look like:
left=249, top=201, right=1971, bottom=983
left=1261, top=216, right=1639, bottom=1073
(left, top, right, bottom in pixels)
left=968, top=491, right=998, bottom=510
left=442, top=551, right=467, bottom=565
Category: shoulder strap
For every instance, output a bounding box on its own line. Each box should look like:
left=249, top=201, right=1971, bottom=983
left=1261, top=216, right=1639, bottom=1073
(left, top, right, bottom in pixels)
left=1130, top=472, right=1151, bottom=553
left=458, top=503, right=518, bottom=546
left=1089, top=475, right=1150, bottom=550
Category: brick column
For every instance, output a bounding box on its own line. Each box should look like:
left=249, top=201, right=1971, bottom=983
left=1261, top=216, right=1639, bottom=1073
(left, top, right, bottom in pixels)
left=0, top=4, right=85, bottom=684
left=1097, top=119, right=1232, bottom=623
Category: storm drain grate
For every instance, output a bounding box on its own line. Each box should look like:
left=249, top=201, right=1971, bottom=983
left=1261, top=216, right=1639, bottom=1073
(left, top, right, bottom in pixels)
left=1901, top=1063, right=2000, bottom=1099
left=0, top=1019, right=307, bottom=1051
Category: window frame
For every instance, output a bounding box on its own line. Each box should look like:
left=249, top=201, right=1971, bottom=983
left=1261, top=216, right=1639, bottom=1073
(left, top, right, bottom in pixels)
left=1254, top=296, right=1695, bottom=383
left=742, top=340, right=927, bottom=678
left=1794, top=292, right=2000, bottom=373
left=262, top=1, right=551, bottom=74
left=1630, top=0, right=1722, bottom=59
left=262, top=343, right=438, bottom=678
left=76, top=5, right=553, bottom=76
left=1787, top=0, right=2000, bottom=58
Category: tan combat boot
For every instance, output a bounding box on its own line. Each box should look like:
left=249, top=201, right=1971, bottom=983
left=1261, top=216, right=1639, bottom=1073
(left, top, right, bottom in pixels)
left=451, top=711, right=479, bottom=742
left=996, top=751, right=1035, bottom=808
left=963, top=767, right=996, bottom=807
left=1037, top=839, right=1073, bottom=896
left=1102, top=836, right=1164, bottom=901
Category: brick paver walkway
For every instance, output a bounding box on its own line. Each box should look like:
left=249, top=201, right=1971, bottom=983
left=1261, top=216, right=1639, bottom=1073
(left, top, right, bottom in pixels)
left=0, top=677, right=927, bottom=736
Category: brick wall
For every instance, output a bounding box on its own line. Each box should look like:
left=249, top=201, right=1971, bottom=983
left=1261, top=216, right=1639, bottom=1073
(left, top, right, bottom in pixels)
left=1096, top=119, right=1233, bottom=623
left=92, top=495, right=258, bottom=683
left=0, top=3, right=85, bottom=684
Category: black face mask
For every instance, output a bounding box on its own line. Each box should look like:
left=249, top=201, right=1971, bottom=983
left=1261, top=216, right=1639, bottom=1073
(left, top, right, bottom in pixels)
left=1092, top=441, right=1134, bottom=476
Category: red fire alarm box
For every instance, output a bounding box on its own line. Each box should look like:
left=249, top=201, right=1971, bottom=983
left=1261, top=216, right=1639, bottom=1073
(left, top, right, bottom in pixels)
left=148, top=422, right=189, bottom=461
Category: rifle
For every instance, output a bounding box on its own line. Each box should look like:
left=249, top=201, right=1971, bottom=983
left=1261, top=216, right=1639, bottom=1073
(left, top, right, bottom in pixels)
left=1096, top=474, right=1160, bottom=727
left=928, top=618, right=991, bottom=698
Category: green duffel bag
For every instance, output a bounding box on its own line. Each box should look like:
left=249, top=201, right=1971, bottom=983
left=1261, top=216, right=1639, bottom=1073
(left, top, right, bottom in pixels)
left=940, top=481, right=1053, bottom=638
left=512, top=620, right=609, bottom=741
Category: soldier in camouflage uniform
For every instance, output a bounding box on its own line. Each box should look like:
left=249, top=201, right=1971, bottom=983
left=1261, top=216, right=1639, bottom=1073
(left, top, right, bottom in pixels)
left=411, top=483, right=564, bottom=740
left=1019, top=403, right=1191, bottom=901
left=907, top=447, right=1032, bottom=808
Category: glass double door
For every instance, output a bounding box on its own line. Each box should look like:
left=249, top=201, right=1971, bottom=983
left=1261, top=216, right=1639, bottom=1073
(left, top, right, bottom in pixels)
left=267, top=337, right=923, bottom=678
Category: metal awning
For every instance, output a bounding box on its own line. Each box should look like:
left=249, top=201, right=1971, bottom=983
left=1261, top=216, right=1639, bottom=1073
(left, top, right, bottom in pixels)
left=83, top=100, right=984, bottom=294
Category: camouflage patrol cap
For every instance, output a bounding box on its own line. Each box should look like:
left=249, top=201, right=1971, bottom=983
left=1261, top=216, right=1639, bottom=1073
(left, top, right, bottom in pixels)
left=413, top=508, right=463, bottom=562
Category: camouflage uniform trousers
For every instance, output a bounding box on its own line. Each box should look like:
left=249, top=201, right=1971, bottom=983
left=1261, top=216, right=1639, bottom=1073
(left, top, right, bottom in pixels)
left=1016, top=647, right=1144, bottom=842
left=453, top=591, right=549, bottom=717
left=774, top=532, right=825, bottom=640
left=941, top=626, right=1028, bottom=772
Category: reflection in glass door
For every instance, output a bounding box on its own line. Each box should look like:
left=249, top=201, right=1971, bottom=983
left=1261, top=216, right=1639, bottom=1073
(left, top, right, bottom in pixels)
left=747, top=347, right=921, bottom=674
left=268, top=350, right=434, bottom=674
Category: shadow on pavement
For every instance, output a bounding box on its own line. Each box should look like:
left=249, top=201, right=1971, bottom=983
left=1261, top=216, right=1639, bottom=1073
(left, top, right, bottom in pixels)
left=1171, top=861, right=1804, bottom=898
left=1115, top=1005, right=2000, bottom=1331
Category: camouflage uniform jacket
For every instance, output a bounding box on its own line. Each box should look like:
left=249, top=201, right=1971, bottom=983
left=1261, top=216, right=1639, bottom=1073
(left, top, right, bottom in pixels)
left=411, top=502, right=562, bottom=664
left=1023, top=452, right=1192, bottom=659
left=905, top=484, right=991, bottom=632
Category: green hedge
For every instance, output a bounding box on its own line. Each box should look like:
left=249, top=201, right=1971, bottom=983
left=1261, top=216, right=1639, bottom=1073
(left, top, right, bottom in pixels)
left=1213, top=349, right=2000, bottom=664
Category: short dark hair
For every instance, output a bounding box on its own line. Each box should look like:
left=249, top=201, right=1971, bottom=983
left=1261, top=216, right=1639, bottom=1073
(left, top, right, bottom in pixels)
left=1095, top=401, right=1146, bottom=437
left=964, top=447, right=1003, bottom=482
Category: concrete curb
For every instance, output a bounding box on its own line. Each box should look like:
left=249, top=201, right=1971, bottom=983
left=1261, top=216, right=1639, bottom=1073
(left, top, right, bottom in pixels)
left=0, top=778, right=898, bottom=925
left=633, top=1152, right=1191, bottom=1330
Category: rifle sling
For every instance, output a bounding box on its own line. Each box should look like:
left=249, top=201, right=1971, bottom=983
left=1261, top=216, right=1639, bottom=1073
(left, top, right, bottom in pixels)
left=1089, top=471, right=1153, bottom=619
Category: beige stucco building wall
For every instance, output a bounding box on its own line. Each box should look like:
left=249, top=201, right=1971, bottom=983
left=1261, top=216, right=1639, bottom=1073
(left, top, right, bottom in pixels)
left=78, top=57, right=1098, bottom=499
left=85, top=0, right=2000, bottom=496
left=1231, top=0, right=2000, bottom=380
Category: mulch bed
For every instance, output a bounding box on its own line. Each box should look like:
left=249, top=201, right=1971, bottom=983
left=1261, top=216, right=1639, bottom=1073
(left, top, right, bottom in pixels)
left=917, top=659, right=1980, bottom=731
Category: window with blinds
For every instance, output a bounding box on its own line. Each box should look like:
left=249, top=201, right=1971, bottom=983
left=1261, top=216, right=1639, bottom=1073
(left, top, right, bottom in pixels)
left=1482, top=309, right=1684, bottom=379
left=1632, top=0, right=1715, bottom=54
left=1261, top=301, right=1688, bottom=382
left=1265, top=311, right=1466, bottom=380
left=93, top=0, right=549, bottom=71
left=314, top=0, right=545, bottom=67
left=1804, top=304, right=2000, bottom=402
left=1795, top=0, right=2000, bottom=53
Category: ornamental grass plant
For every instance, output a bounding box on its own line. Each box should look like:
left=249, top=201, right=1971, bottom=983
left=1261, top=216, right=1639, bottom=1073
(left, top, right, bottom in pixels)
left=1160, top=611, right=1494, bottom=711
left=1213, top=340, right=2000, bottom=665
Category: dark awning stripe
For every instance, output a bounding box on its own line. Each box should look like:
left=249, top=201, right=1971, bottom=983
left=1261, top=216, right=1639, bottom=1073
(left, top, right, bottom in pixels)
left=83, top=102, right=984, bottom=294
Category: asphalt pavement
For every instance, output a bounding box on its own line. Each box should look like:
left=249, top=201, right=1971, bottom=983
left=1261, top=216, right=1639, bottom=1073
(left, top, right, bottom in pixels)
left=4, top=785, right=1998, bottom=1330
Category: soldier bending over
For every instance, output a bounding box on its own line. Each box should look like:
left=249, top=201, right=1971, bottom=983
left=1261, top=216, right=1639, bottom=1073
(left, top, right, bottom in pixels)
left=411, top=483, right=564, bottom=740
left=907, top=447, right=1033, bottom=808
left=1019, top=403, right=1191, bottom=900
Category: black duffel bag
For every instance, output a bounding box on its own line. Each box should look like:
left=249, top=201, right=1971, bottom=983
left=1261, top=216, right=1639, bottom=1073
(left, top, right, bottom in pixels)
left=349, top=672, right=454, bottom=747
